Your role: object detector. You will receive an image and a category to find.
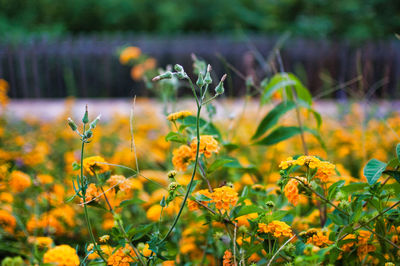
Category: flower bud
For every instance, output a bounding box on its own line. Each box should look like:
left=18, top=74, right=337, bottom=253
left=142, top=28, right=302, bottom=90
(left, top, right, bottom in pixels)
left=167, top=170, right=177, bottom=180
left=238, top=225, right=248, bottom=234
left=67, top=118, right=78, bottom=131
left=152, top=71, right=172, bottom=82
left=174, top=64, right=184, bottom=72
left=168, top=182, right=179, bottom=191
left=85, top=130, right=93, bottom=139
left=204, top=71, right=212, bottom=84
left=196, top=73, right=204, bottom=87
left=160, top=196, right=166, bottom=207
left=215, top=81, right=224, bottom=95
left=266, top=201, right=275, bottom=208
left=175, top=71, right=187, bottom=79
left=82, top=105, right=89, bottom=124
left=90, top=114, right=101, bottom=130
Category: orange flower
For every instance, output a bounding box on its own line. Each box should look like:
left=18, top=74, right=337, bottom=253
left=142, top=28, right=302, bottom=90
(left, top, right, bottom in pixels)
left=119, top=46, right=141, bottom=64
left=107, top=244, right=137, bottom=266
left=283, top=177, right=307, bottom=206
left=0, top=210, right=16, bottom=233
left=190, top=135, right=219, bottom=158
left=187, top=189, right=212, bottom=211
left=211, top=186, right=238, bottom=213
left=223, top=250, right=233, bottom=266
left=83, top=156, right=109, bottom=175
left=172, top=145, right=195, bottom=171
left=43, top=245, right=79, bottom=266
left=9, top=170, right=31, bottom=192
left=305, top=230, right=333, bottom=247
left=258, top=221, right=293, bottom=238
left=131, top=65, right=145, bottom=81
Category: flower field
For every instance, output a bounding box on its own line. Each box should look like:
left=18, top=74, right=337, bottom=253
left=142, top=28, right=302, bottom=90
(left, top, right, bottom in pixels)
left=2, top=57, right=400, bottom=266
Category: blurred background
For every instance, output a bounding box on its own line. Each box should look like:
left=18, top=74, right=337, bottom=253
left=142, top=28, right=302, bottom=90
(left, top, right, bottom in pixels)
left=1, top=0, right=400, bottom=99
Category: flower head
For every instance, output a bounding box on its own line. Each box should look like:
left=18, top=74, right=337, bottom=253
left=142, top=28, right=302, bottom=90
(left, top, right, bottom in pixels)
left=172, top=145, right=195, bottom=171
left=190, top=135, right=219, bottom=158
left=167, top=111, right=192, bottom=122
left=43, top=245, right=80, bottom=266
left=119, top=46, right=141, bottom=65
left=83, top=156, right=109, bottom=175
left=258, top=220, right=293, bottom=238
left=9, top=170, right=31, bottom=192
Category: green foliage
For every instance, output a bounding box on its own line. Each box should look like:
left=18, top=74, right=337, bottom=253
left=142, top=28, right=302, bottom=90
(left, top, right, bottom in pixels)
left=0, top=0, right=399, bottom=41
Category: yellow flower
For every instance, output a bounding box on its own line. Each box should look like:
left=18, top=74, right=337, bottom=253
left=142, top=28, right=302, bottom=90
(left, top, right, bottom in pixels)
left=119, top=46, right=141, bottom=64
left=34, top=236, right=53, bottom=248
left=172, top=145, right=195, bottom=171
left=279, top=156, right=335, bottom=183
left=167, top=111, right=192, bottom=121
left=146, top=205, right=162, bottom=222
left=190, top=135, right=219, bottom=158
left=83, top=156, right=109, bottom=175
left=9, top=170, right=31, bottom=192
left=43, top=245, right=80, bottom=266
left=258, top=221, right=293, bottom=238
left=99, top=235, right=110, bottom=243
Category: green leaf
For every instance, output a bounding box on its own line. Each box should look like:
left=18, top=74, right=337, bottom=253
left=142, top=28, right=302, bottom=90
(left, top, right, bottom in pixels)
left=254, top=126, right=325, bottom=147
left=207, top=158, right=234, bottom=173
left=254, top=126, right=301, bottom=146
left=363, top=159, right=387, bottom=185
left=252, top=101, right=296, bottom=140
left=328, top=180, right=345, bottom=200
left=165, top=132, right=187, bottom=144
left=119, top=198, right=145, bottom=208
left=341, top=182, right=367, bottom=193
left=181, top=116, right=221, bottom=139
left=396, top=143, right=400, bottom=161
left=261, top=76, right=296, bottom=104
left=383, top=170, right=400, bottom=184
left=234, top=205, right=265, bottom=218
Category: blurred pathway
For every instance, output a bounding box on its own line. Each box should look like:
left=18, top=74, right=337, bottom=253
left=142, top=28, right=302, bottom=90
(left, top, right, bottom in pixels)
left=4, top=98, right=398, bottom=121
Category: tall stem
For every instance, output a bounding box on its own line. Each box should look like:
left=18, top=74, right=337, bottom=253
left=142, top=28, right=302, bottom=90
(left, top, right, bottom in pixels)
left=161, top=104, right=202, bottom=242
left=80, top=125, right=106, bottom=262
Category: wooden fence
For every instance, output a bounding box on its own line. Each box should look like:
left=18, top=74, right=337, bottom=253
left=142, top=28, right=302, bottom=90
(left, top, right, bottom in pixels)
left=1, top=34, right=399, bottom=98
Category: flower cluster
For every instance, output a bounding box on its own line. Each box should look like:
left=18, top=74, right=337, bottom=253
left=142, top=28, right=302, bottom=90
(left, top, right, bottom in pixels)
left=258, top=220, right=293, bottom=238
left=283, top=177, right=307, bottom=206
left=172, top=135, right=220, bottom=171
left=279, top=156, right=335, bottom=182
left=83, top=156, right=110, bottom=174
left=0, top=210, right=16, bottom=234
left=107, top=244, right=137, bottom=266
left=9, top=170, right=31, bottom=192
left=167, top=110, right=192, bottom=121
left=190, top=135, right=220, bottom=158
left=211, top=186, right=238, bottom=212
left=304, top=229, right=333, bottom=247
left=43, top=245, right=80, bottom=266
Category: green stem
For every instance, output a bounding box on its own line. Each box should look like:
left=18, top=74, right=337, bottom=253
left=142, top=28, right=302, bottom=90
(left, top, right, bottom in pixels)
left=80, top=125, right=106, bottom=263
left=160, top=103, right=202, bottom=243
